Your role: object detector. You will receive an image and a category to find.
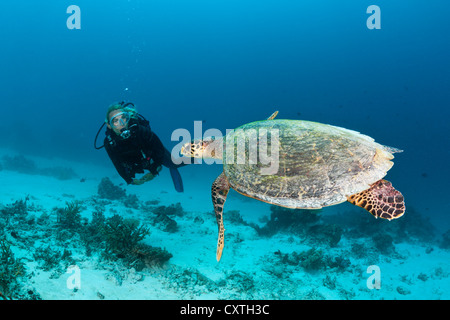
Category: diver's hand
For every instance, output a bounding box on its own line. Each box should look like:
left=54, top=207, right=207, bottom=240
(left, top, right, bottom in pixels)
left=141, top=172, right=156, bottom=182
left=142, top=166, right=162, bottom=181
left=131, top=166, right=162, bottom=185
left=131, top=175, right=152, bottom=185
left=131, top=178, right=145, bottom=185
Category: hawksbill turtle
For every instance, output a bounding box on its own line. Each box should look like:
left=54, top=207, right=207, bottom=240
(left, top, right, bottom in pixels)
left=181, top=112, right=405, bottom=261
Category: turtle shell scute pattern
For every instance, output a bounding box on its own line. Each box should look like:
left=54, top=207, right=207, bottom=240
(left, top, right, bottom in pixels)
left=223, top=120, right=396, bottom=209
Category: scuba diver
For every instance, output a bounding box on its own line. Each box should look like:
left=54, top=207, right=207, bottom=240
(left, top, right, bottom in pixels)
left=94, top=101, right=185, bottom=192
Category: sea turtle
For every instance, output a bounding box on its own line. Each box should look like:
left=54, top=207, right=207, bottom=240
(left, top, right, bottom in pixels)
left=181, top=112, right=405, bottom=261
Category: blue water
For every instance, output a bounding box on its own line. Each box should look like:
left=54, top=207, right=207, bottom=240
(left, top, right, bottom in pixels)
left=0, top=0, right=449, bottom=301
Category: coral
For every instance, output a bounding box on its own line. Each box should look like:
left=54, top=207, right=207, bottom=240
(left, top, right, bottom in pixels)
left=323, top=274, right=337, bottom=290
left=372, top=232, right=395, bottom=255
left=39, top=166, right=78, bottom=180
left=434, top=267, right=448, bottom=278
left=97, top=214, right=174, bottom=268
left=278, top=248, right=350, bottom=273
left=122, top=194, right=140, bottom=209
left=278, top=249, right=326, bottom=270
left=78, top=209, right=172, bottom=268
left=396, top=286, right=411, bottom=295
left=417, top=273, right=428, bottom=281
left=153, top=212, right=178, bottom=233
left=36, top=212, right=51, bottom=226
left=263, top=262, right=286, bottom=279
left=303, top=288, right=325, bottom=300
left=56, top=201, right=82, bottom=230
left=226, top=270, right=255, bottom=292
left=150, top=203, right=185, bottom=233
left=1, top=155, right=77, bottom=180
left=181, top=268, right=212, bottom=287
left=227, top=210, right=249, bottom=226
left=253, top=205, right=344, bottom=249
left=345, top=205, right=435, bottom=243
left=90, top=208, right=107, bottom=228
left=97, top=177, right=126, bottom=200
left=153, top=202, right=185, bottom=217
left=164, top=266, right=215, bottom=296
left=102, top=214, right=150, bottom=259
left=254, top=205, right=321, bottom=236
left=0, top=219, right=5, bottom=239
left=2, top=155, right=38, bottom=174
left=131, top=243, right=173, bottom=270
left=1, top=197, right=29, bottom=223
left=193, top=216, right=204, bottom=225
left=440, top=229, right=450, bottom=249
left=33, top=246, right=73, bottom=272
left=298, top=248, right=327, bottom=271
left=397, top=207, right=436, bottom=242
left=350, top=242, right=370, bottom=258
left=308, top=223, right=343, bottom=247
left=80, top=208, right=106, bottom=256
left=328, top=256, right=351, bottom=271
left=145, top=199, right=161, bottom=206
left=0, top=239, right=26, bottom=299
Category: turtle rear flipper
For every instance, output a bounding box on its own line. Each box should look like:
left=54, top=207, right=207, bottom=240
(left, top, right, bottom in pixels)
left=212, top=172, right=231, bottom=261
left=347, top=179, right=405, bottom=220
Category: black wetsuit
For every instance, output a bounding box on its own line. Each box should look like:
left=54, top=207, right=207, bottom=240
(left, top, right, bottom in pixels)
left=104, top=118, right=184, bottom=192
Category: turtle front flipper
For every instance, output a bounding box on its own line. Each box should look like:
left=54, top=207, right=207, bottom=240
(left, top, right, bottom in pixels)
left=212, top=172, right=231, bottom=261
left=347, top=179, right=405, bottom=220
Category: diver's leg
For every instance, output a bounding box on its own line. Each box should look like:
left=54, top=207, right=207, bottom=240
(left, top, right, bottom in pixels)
left=163, top=149, right=190, bottom=169
left=162, top=149, right=184, bottom=192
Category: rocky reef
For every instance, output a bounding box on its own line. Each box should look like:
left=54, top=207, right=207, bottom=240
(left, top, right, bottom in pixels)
left=0, top=176, right=178, bottom=299
left=0, top=239, right=30, bottom=299
left=252, top=206, right=343, bottom=248
left=1, top=154, right=77, bottom=180
left=97, top=177, right=127, bottom=200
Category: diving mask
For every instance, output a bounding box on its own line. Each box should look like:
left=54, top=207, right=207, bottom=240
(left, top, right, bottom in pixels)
left=109, top=111, right=131, bottom=129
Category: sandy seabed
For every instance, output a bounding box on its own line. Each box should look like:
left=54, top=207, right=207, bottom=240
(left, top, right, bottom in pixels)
left=0, top=149, right=448, bottom=301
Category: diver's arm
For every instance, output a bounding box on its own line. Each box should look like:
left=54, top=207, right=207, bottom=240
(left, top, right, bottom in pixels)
left=139, top=126, right=165, bottom=175
left=149, top=133, right=165, bottom=174
left=105, top=144, right=134, bottom=184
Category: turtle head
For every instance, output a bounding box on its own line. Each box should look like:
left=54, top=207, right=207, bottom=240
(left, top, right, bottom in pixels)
left=181, top=136, right=223, bottom=159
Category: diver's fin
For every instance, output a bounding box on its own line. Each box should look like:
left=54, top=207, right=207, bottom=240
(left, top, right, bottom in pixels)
left=169, top=167, right=184, bottom=192
left=347, top=179, right=405, bottom=220
left=212, top=172, right=230, bottom=261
